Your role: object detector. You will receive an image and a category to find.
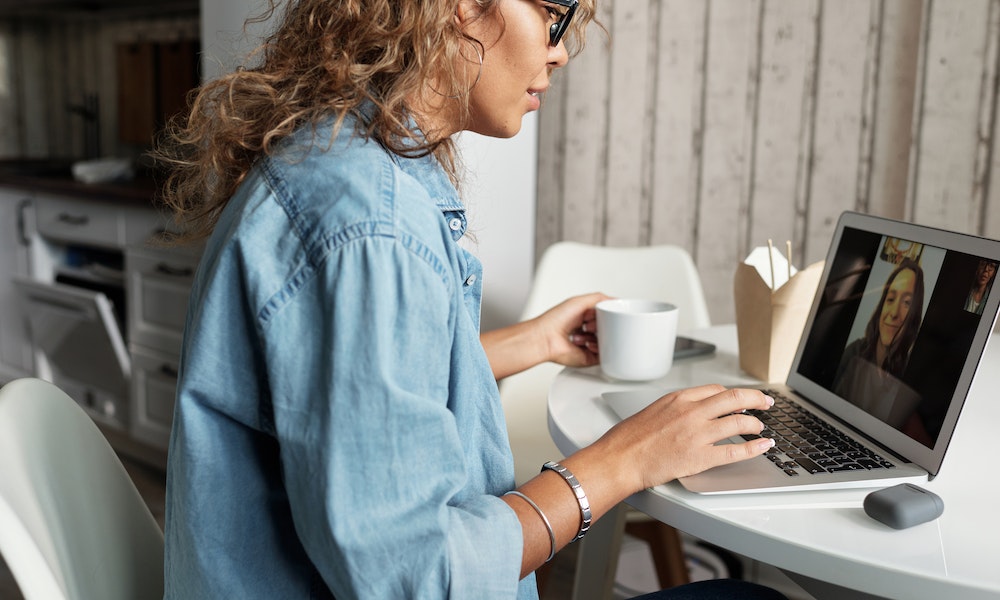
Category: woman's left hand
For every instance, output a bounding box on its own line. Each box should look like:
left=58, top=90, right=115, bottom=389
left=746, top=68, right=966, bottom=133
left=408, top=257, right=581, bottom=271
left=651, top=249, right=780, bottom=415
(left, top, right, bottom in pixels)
left=482, top=292, right=610, bottom=380
left=532, top=292, right=609, bottom=368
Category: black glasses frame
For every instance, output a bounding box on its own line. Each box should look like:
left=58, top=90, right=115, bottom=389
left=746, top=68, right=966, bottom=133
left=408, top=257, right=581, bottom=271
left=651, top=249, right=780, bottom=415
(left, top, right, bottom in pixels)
left=545, top=0, right=578, bottom=47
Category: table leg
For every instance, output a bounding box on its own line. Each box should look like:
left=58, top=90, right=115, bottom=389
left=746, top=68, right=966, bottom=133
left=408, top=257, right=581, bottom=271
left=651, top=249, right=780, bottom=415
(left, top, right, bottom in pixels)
left=783, top=570, right=890, bottom=600
left=571, top=502, right=628, bottom=600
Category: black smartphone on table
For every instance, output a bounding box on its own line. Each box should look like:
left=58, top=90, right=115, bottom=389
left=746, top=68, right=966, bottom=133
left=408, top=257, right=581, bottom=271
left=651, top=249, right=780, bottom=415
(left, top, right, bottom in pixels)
left=673, top=336, right=716, bottom=359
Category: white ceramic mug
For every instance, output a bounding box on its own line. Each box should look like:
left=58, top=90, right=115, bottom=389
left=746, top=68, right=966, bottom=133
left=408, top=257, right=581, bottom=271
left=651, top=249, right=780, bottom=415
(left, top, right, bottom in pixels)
left=596, top=299, right=679, bottom=381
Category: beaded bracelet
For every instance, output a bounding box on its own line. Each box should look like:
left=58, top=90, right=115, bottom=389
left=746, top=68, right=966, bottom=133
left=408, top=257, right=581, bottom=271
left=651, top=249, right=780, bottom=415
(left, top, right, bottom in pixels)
left=504, top=490, right=556, bottom=562
left=541, top=460, right=592, bottom=541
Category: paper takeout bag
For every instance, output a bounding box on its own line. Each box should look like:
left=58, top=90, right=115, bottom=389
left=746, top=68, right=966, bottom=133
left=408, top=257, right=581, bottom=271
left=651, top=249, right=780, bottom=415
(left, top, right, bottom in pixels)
left=734, top=250, right=824, bottom=382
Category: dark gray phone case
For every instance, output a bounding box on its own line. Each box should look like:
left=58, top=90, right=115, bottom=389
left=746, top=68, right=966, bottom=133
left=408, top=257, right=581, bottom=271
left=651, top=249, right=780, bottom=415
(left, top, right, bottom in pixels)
left=673, top=336, right=716, bottom=359
left=863, top=483, right=944, bottom=529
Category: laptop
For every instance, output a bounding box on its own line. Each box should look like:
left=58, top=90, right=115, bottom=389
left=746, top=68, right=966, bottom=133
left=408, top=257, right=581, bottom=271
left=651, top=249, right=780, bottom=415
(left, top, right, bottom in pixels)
left=608, top=211, right=1000, bottom=494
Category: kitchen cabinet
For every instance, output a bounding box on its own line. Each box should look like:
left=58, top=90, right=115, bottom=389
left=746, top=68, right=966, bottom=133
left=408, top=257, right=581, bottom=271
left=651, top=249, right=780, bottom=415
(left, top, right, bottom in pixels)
left=19, top=192, right=163, bottom=429
left=0, top=187, right=34, bottom=383
left=3, top=184, right=196, bottom=467
left=127, top=242, right=201, bottom=450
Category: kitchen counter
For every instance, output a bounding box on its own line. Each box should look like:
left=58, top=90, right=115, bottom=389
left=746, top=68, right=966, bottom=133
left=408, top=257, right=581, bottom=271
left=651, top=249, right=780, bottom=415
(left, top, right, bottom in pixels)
left=0, top=159, right=162, bottom=206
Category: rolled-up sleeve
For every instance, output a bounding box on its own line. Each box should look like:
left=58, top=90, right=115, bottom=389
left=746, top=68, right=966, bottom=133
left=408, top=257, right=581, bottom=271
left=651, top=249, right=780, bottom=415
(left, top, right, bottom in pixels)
left=260, top=231, right=524, bottom=599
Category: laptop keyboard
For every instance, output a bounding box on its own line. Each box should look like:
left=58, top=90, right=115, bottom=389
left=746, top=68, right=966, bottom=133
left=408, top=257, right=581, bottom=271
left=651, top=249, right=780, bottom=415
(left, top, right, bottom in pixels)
left=742, top=390, right=896, bottom=477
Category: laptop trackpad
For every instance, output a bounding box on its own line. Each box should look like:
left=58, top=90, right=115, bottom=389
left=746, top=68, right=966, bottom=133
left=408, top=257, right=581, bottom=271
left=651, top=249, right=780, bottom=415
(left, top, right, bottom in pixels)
left=602, top=389, right=668, bottom=420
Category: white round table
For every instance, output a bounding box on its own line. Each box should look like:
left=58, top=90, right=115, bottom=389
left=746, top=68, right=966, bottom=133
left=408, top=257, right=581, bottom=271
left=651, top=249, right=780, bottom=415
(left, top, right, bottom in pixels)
left=548, top=325, right=1000, bottom=600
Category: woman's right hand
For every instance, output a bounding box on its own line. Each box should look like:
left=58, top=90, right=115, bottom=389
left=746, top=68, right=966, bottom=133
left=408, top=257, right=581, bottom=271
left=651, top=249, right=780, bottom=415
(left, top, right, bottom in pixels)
left=588, top=384, right=776, bottom=493
left=512, top=384, right=775, bottom=575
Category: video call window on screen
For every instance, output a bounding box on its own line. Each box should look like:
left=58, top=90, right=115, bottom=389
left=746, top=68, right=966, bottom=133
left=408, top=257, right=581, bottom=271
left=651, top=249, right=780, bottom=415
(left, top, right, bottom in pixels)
left=797, top=228, right=998, bottom=449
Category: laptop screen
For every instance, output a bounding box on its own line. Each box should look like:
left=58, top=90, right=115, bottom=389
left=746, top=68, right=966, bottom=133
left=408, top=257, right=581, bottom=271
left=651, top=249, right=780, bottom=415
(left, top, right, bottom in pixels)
left=795, top=222, right=998, bottom=451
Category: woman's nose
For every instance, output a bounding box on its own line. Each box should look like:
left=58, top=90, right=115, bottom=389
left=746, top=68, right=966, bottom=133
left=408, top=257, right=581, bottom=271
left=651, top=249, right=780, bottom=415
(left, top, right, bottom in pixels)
left=549, top=40, right=569, bottom=69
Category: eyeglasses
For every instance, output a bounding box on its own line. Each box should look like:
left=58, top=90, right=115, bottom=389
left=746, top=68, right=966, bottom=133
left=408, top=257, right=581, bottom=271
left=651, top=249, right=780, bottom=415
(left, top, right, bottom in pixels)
left=544, top=0, right=578, bottom=47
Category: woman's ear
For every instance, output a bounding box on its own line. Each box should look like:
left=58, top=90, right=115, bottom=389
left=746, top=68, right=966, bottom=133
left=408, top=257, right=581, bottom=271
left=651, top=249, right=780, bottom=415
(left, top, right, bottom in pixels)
left=454, top=0, right=483, bottom=27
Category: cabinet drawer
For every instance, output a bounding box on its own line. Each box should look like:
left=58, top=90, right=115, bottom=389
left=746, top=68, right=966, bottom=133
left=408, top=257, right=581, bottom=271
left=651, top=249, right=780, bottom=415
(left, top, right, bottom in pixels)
left=127, top=245, right=200, bottom=354
left=35, top=194, right=165, bottom=249
left=130, top=344, right=179, bottom=450
left=36, top=195, right=122, bottom=247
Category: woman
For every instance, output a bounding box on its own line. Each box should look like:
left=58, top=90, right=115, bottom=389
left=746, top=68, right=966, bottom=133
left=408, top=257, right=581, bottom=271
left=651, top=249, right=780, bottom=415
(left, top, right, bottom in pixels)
left=155, top=1, right=783, bottom=598
left=964, top=259, right=997, bottom=315
left=837, top=259, right=924, bottom=381
left=833, top=258, right=924, bottom=426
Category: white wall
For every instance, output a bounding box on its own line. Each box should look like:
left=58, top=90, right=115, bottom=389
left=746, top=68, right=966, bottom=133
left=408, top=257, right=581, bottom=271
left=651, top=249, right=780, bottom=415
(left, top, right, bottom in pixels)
left=456, top=127, right=536, bottom=331
left=201, top=0, right=536, bottom=331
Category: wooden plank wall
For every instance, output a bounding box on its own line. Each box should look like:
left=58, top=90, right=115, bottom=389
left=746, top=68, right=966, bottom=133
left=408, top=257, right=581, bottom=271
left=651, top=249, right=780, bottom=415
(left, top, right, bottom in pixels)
left=538, top=0, right=1000, bottom=324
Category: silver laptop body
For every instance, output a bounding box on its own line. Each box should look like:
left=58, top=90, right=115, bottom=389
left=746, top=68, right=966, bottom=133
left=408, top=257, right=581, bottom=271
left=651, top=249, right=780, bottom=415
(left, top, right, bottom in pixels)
left=676, top=211, right=1000, bottom=494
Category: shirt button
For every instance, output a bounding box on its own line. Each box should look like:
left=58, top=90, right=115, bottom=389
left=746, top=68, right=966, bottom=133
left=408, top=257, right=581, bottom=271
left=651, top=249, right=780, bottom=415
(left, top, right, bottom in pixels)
left=449, top=218, right=463, bottom=231
left=465, top=274, right=477, bottom=286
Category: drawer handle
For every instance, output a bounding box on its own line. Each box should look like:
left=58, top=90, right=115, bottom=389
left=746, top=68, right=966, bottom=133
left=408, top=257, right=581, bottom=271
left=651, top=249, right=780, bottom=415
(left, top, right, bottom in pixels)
left=17, top=198, right=32, bottom=246
left=159, top=364, right=179, bottom=379
left=57, top=213, right=90, bottom=226
left=155, top=263, right=194, bottom=278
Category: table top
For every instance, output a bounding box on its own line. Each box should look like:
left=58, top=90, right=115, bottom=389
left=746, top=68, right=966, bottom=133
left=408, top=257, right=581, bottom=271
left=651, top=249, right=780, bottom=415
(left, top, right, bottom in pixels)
left=548, top=325, right=1000, bottom=600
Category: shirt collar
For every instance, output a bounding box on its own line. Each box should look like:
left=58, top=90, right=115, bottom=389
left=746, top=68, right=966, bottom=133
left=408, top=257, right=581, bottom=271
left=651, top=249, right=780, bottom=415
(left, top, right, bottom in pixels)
left=355, top=100, right=464, bottom=213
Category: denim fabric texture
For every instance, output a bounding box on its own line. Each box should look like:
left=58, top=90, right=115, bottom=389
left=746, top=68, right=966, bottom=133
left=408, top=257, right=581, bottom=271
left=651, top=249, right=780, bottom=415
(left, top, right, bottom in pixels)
left=163, top=115, right=531, bottom=599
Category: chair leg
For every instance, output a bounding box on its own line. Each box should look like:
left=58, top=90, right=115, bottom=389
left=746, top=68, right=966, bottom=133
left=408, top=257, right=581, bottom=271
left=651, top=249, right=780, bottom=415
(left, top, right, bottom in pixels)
left=624, top=520, right=690, bottom=589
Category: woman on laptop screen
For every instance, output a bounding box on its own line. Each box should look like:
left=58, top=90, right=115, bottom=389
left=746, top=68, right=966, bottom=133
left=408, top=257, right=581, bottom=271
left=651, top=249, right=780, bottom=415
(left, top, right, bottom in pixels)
left=964, top=259, right=998, bottom=315
left=833, top=257, right=925, bottom=428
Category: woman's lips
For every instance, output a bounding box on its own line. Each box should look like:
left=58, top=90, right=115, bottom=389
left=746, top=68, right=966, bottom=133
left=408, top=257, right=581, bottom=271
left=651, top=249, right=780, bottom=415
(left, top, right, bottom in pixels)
left=527, top=91, right=541, bottom=111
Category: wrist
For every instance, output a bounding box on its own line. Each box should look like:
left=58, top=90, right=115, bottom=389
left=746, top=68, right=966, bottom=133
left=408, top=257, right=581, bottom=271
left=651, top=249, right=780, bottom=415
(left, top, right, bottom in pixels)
left=541, top=461, right=592, bottom=541
left=482, top=319, right=549, bottom=380
left=559, top=441, right=642, bottom=523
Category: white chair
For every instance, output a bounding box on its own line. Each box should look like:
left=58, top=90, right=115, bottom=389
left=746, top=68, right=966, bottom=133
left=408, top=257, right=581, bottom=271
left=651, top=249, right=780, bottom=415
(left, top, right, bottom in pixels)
left=0, top=378, right=164, bottom=600
left=499, top=241, right=711, bottom=599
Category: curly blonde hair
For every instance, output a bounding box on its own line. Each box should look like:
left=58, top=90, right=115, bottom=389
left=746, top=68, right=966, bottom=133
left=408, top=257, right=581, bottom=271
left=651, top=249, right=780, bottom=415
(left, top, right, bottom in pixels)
left=154, top=0, right=597, bottom=241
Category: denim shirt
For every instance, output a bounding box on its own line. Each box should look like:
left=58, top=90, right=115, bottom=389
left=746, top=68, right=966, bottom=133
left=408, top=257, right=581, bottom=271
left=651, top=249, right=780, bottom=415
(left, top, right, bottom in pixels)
left=163, top=116, right=535, bottom=599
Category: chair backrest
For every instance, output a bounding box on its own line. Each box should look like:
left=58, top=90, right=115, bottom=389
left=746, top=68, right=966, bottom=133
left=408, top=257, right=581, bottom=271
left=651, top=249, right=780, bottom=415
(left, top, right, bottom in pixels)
left=500, top=242, right=712, bottom=484
left=519, top=241, right=711, bottom=331
left=0, top=378, right=164, bottom=600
